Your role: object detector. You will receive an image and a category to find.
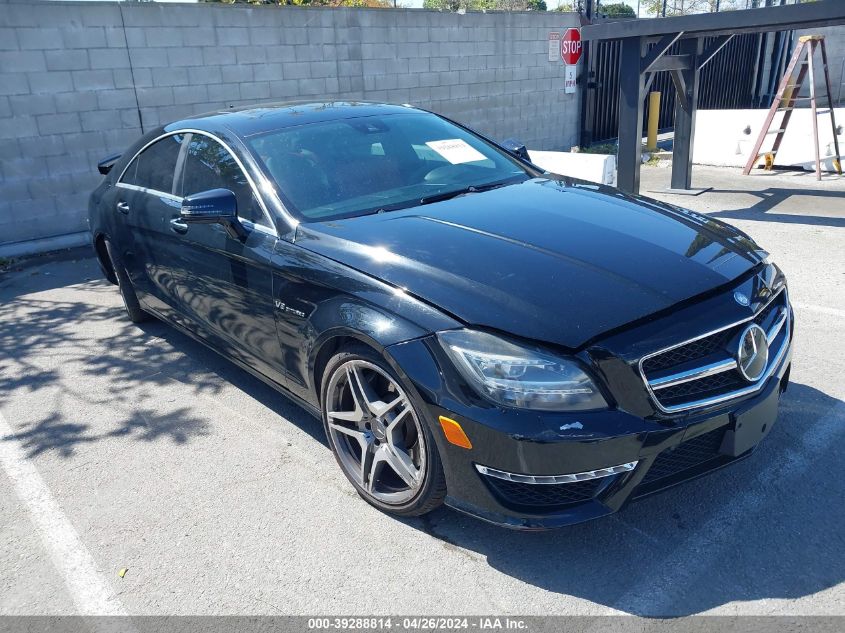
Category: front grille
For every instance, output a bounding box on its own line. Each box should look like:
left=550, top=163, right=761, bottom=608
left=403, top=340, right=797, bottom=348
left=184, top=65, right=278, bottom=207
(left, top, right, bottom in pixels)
left=641, top=426, right=726, bottom=485
left=484, top=477, right=602, bottom=509
left=657, top=372, right=745, bottom=409
left=640, top=287, right=789, bottom=413
left=642, top=329, right=734, bottom=375
left=756, top=296, right=782, bottom=329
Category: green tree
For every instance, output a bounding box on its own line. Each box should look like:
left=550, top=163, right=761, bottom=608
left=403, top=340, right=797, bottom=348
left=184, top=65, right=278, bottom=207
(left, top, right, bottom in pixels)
left=424, top=0, right=546, bottom=9
left=599, top=2, right=635, bottom=16
left=641, top=0, right=744, bottom=16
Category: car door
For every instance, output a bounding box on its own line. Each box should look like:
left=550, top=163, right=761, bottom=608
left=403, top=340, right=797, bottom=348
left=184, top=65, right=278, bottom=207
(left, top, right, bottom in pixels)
left=177, top=133, right=286, bottom=385
left=113, top=133, right=187, bottom=320
left=122, top=132, right=227, bottom=342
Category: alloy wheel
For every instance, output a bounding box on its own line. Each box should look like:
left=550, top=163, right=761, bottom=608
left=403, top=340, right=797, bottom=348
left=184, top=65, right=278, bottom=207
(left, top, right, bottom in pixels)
left=325, top=359, right=426, bottom=505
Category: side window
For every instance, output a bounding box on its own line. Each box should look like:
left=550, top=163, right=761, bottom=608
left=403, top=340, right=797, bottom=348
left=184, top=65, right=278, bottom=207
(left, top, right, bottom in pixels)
left=121, top=134, right=183, bottom=194
left=180, top=135, right=270, bottom=228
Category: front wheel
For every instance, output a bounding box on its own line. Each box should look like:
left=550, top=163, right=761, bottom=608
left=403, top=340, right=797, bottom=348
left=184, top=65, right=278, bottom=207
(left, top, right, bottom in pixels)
left=321, top=345, right=446, bottom=517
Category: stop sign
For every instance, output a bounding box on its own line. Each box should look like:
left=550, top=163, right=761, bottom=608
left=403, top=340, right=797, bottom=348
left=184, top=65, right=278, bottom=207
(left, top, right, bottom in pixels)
left=560, top=28, right=582, bottom=65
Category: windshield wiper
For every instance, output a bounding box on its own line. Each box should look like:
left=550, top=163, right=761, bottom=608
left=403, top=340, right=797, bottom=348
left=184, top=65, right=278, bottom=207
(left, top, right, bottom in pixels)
left=360, top=176, right=527, bottom=216
left=372, top=200, right=421, bottom=214
left=418, top=177, right=525, bottom=206
left=419, top=186, right=478, bottom=206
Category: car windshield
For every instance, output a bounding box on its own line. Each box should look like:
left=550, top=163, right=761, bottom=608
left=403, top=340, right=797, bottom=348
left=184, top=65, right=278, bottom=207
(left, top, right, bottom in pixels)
left=247, top=111, right=532, bottom=221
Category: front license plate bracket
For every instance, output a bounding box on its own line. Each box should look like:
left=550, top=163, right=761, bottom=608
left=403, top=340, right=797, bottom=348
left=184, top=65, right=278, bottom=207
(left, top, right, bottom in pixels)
left=720, top=385, right=780, bottom=457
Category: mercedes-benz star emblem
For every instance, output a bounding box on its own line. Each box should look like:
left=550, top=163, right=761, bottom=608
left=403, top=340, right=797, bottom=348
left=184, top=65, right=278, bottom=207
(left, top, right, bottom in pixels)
left=734, top=291, right=750, bottom=307
left=737, top=323, right=769, bottom=382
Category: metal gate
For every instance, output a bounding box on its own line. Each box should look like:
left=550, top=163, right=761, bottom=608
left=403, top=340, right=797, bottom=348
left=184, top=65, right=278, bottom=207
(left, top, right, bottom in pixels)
left=581, top=31, right=794, bottom=145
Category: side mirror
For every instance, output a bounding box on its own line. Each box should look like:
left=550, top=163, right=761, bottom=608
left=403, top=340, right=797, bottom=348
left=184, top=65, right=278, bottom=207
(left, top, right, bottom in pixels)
left=501, top=138, right=530, bottom=162
left=181, top=188, right=246, bottom=240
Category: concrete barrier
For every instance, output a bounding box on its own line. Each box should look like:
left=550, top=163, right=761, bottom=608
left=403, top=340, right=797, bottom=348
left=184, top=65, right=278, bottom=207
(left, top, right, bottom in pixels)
left=693, top=108, right=845, bottom=172
left=528, top=150, right=617, bottom=186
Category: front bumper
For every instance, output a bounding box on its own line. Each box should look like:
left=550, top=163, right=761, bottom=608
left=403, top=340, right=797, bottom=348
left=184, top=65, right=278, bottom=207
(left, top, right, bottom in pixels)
left=450, top=354, right=788, bottom=530
left=384, top=292, right=793, bottom=530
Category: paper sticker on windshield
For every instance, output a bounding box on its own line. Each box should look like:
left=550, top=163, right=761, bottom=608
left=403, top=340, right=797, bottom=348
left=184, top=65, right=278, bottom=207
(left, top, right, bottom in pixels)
left=425, top=139, right=486, bottom=165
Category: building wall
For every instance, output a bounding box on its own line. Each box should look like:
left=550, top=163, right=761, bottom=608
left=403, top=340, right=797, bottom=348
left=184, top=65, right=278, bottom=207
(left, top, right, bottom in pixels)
left=0, top=1, right=581, bottom=254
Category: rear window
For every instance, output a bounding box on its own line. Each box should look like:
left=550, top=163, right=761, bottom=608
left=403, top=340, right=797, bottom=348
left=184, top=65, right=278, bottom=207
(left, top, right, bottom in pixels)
left=121, top=134, right=183, bottom=194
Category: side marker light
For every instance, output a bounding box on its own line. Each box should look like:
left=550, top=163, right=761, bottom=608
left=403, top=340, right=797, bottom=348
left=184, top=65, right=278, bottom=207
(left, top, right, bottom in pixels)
left=438, top=416, right=472, bottom=449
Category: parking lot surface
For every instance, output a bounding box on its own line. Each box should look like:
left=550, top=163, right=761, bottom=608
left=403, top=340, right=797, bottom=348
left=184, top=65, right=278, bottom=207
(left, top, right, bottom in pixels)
left=1, top=166, right=844, bottom=617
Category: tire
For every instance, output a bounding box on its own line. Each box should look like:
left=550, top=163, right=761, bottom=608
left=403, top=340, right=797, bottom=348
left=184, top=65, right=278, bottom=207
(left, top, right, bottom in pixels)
left=104, top=239, right=149, bottom=324
left=320, top=344, right=447, bottom=517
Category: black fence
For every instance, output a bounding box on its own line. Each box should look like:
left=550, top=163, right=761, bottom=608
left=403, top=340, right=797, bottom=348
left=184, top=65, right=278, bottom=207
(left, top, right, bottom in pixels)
left=581, top=31, right=794, bottom=145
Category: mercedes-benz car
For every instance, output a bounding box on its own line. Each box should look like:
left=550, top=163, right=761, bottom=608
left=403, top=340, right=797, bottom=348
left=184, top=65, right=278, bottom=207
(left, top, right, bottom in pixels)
left=88, top=102, right=793, bottom=529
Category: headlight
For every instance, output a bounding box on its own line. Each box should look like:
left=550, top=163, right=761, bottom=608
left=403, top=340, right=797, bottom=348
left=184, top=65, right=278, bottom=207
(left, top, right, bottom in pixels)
left=437, top=329, right=608, bottom=411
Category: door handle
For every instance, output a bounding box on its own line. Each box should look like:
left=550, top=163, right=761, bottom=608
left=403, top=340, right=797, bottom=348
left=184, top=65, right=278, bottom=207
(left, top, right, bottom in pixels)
left=116, top=201, right=130, bottom=215
left=169, top=218, right=188, bottom=234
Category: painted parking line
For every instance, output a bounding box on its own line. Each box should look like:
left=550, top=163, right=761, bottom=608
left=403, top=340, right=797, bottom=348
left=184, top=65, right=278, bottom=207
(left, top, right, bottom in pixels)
left=0, top=410, right=127, bottom=616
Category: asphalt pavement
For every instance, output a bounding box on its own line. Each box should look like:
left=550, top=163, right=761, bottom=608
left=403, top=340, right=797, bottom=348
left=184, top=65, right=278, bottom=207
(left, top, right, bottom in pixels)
left=1, top=165, right=843, bottom=617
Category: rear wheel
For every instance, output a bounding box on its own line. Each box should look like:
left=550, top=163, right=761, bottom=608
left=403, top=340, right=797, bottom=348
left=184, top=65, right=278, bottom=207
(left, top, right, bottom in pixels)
left=321, top=345, right=446, bottom=517
left=104, top=239, right=149, bottom=324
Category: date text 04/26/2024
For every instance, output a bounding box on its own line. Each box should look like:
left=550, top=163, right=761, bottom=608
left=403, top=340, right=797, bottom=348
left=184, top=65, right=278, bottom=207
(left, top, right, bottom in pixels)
left=307, top=617, right=528, bottom=630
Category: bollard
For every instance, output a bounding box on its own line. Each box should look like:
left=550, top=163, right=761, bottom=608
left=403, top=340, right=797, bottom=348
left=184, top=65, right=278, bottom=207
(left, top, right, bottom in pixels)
left=647, top=91, right=661, bottom=152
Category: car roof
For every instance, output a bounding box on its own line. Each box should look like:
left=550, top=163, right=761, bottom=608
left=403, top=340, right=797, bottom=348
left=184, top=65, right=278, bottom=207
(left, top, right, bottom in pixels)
left=163, top=101, right=420, bottom=139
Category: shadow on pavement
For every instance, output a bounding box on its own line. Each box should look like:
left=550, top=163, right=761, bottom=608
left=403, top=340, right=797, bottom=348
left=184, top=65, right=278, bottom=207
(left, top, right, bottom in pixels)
left=133, top=317, right=326, bottom=447
left=706, top=187, right=845, bottom=228
left=0, top=262, right=323, bottom=457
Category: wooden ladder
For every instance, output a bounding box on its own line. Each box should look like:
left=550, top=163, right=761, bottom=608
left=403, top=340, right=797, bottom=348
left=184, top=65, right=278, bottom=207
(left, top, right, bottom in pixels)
left=743, top=35, right=842, bottom=180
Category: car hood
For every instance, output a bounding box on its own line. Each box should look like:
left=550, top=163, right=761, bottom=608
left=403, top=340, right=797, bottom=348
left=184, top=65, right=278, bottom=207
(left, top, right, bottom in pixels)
left=294, top=178, right=764, bottom=349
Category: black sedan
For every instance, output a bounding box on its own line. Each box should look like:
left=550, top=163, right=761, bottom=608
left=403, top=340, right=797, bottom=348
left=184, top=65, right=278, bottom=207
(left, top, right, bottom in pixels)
left=89, top=102, right=793, bottom=529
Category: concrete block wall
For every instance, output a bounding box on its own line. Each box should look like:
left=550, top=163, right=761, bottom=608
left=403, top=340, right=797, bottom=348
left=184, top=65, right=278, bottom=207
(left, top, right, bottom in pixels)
left=0, top=1, right=581, bottom=255
left=0, top=2, right=144, bottom=253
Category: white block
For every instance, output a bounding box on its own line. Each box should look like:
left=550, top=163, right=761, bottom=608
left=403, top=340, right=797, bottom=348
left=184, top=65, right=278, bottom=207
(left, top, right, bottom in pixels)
left=528, top=150, right=617, bottom=186
left=693, top=108, right=845, bottom=172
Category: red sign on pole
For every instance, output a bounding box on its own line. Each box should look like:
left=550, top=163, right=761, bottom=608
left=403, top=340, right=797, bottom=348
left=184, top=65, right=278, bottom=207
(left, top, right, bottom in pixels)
left=560, top=28, right=582, bottom=65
